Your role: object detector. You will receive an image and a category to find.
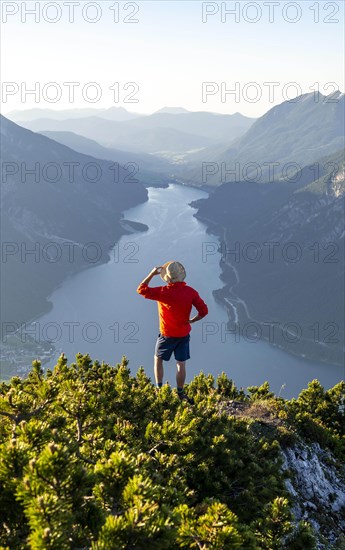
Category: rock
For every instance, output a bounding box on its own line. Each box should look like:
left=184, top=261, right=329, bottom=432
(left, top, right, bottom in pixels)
left=281, top=441, right=345, bottom=548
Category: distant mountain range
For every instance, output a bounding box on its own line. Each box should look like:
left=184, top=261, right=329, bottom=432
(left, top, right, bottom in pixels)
left=154, top=107, right=191, bottom=114
left=192, top=147, right=345, bottom=365
left=0, top=115, right=148, bottom=325
left=12, top=111, right=256, bottom=156
left=5, top=105, right=193, bottom=121
left=6, top=106, right=143, bottom=122
left=38, top=130, right=175, bottom=186
left=183, top=91, right=345, bottom=186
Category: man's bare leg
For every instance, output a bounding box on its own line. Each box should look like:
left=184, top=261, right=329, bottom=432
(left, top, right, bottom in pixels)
left=176, top=361, right=186, bottom=389
left=154, top=354, right=164, bottom=386
left=176, top=361, right=194, bottom=404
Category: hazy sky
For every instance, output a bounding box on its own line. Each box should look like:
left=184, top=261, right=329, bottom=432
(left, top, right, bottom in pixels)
left=1, top=0, right=344, bottom=117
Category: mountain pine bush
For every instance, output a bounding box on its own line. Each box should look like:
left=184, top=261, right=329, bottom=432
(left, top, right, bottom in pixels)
left=0, top=353, right=343, bottom=549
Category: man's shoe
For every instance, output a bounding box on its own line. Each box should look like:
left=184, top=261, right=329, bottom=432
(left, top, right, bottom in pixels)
left=178, top=392, right=194, bottom=405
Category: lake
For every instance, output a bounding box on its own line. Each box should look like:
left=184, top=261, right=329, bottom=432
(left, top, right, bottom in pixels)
left=30, top=184, right=344, bottom=398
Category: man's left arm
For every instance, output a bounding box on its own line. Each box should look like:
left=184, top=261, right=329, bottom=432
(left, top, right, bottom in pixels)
left=190, top=292, right=208, bottom=323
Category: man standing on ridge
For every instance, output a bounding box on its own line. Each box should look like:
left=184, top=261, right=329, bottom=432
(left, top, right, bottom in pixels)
left=137, top=261, right=208, bottom=404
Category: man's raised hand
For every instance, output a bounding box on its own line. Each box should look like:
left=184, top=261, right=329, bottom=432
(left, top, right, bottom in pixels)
left=150, top=266, right=163, bottom=276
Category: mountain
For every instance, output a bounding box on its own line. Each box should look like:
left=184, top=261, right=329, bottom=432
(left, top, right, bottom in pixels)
left=15, top=111, right=256, bottom=156
left=14, top=116, right=215, bottom=155
left=183, top=91, right=345, bottom=186
left=0, top=115, right=148, bottom=326
left=38, top=130, right=176, bottom=185
left=154, top=106, right=190, bottom=114
left=5, top=106, right=143, bottom=122
left=192, top=148, right=345, bottom=365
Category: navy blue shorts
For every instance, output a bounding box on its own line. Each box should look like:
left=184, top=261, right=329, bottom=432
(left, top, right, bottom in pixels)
left=155, top=332, right=190, bottom=361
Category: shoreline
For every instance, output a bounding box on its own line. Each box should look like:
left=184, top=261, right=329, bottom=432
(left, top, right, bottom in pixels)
left=1, top=217, right=149, bottom=378
left=15, top=217, right=149, bottom=330
left=195, top=212, right=344, bottom=371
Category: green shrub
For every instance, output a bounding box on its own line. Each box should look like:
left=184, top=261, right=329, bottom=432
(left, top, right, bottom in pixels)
left=1, top=356, right=340, bottom=548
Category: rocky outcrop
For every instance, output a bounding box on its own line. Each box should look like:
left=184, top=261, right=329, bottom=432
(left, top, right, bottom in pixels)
left=281, top=441, right=345, bottom=548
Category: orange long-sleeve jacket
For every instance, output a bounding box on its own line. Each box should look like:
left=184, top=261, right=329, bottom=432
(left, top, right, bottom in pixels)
left=137, top=281, right=208, bottom=337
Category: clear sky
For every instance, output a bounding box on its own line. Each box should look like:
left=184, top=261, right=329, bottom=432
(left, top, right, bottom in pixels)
left=1, top=0, right=344, bottom=117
